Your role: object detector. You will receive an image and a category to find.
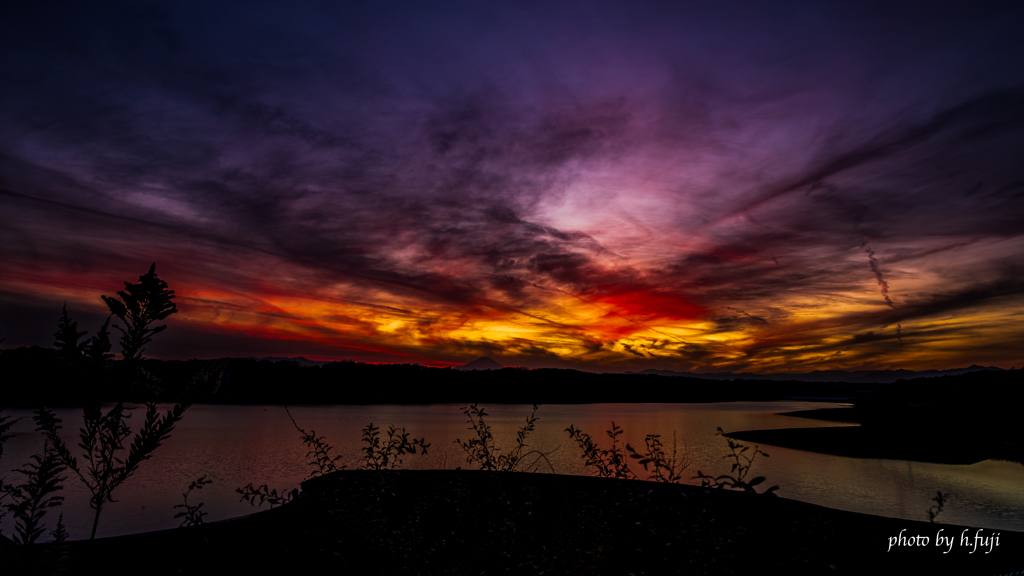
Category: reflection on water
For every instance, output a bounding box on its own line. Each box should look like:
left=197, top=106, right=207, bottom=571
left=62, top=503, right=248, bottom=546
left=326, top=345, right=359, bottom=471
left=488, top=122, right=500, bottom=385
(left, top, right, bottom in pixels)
left=2, top=402, right=1023, bottom=541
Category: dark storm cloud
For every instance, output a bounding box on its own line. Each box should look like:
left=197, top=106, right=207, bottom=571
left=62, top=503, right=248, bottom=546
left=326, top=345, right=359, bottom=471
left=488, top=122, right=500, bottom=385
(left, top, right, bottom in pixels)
left=724, top=307, right=769, bottom=325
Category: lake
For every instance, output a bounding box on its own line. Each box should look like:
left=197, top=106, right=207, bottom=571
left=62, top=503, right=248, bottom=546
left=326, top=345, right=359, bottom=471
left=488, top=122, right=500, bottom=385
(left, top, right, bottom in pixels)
left=2, top=401, right=1023, bottom=541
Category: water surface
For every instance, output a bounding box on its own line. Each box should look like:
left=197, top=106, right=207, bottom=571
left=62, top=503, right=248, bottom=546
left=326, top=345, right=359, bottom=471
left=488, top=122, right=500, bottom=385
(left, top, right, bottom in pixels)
left=2, top=402, right=1022, bottom=541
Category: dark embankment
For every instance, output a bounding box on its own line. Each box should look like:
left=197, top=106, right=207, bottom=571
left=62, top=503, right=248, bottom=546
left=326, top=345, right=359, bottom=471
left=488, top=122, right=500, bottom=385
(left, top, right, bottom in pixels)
left=727, top=426, right=990, bottom=464
left=728, top=369, right=1024, bottom=465
left=2, top=470, right=1020, bottom=575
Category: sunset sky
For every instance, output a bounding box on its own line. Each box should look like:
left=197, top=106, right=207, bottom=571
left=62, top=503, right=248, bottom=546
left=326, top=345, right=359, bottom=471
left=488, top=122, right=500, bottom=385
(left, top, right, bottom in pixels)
left=2, top=1, right=1023, bottom=372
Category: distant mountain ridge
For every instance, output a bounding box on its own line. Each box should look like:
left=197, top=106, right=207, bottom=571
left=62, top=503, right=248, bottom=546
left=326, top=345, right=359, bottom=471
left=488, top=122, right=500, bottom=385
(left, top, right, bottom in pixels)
left=623, top=364, right=1005, bottom=384
left=243, top=356, right=1004, bottom=382
left=242, top=356, right=327, bottom=367
left=454, top=357, right=504, bottom=371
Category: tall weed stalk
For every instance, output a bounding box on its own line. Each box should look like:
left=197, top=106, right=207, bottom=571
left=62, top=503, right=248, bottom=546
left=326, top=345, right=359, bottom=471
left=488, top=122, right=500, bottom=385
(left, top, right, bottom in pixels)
left=238, top=411, right=430, bottom=509
left=694, top=427, right=778, bottom=495
left=36, top=360, right=224, bottom=538
left=360, top=423, right=430, bottom=471
left=286, top=406, right=345, bottom=477
left=0, top=408, right=18, bottom=532
left=927, top=491, right=949, bottom=523
left=2, top=438, right=67, bottom=545
left=174, top=475, right=213, bottom=527
left=567, top=422, right=696, bottom=483
left=565, top=422, right=637, bottom=480
left=456, top=404, right=554, bottom=472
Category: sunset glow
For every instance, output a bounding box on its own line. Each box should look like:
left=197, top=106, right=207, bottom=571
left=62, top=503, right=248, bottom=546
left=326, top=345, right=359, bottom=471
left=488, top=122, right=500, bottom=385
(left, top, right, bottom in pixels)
left=2, top=2, right=1023, bottom=372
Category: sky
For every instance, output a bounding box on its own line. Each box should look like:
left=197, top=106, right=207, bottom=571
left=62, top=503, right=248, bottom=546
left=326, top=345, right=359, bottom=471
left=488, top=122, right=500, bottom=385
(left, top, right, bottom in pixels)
left=2, top=1, right=1024, bottom=372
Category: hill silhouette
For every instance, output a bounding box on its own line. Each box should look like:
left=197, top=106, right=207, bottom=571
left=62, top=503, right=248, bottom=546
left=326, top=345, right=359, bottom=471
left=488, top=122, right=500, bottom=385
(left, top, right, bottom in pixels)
left=2, top=347, right=1018, bottom=408
left=454, top=356, right=504, bottom=371
left=627, top=364, right=1004, bottom=384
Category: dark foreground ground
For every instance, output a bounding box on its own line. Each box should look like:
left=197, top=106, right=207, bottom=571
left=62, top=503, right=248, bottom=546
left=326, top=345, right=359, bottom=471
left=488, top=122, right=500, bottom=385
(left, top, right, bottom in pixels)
left=2, top=470, right=1020, bottom=575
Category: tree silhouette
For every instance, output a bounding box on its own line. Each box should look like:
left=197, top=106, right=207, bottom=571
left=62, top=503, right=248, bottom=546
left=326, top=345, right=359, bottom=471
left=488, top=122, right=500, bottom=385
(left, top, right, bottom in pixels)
left=24, top=265, right=220, bottom=541
left=53, top=303, right=87, bottom=365
left=84, top=316, right=115, bottom=369
left=101, top=263, right=177, bottom=361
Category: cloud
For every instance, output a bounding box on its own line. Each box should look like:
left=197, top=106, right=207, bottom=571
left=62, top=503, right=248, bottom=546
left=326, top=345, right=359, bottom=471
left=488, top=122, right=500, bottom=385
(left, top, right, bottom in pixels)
left=865, top=248, right=896, bottom=309
left=2, top=2, right=1024, bottom=370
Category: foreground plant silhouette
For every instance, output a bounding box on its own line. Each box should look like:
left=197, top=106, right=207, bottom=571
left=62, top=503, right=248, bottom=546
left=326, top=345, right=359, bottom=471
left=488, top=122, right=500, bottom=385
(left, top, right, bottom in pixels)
left=236, top=483, right=298, bottom=509
left=33, top=264, right=224, bottom=539
left=101, top=263, right=178, bottom=362
left=238, top=410, right=429, bottom=508
left=1, top=303, right=117, bottom=543
left=286, top=406, right=345, bottom=477
left=46, top=513, right=72, bottom=575
left=174, top=475, right=213, bottom=528
left=927, top=490, right=950, bottom=523
left=0, top=408, right=26, bottom=542
left=0, top=407, right=16, bottom=464
left=455, top=404, right=554, bottom=472
left=566, top=422, right=691, bottom=482
left=1, top=437, right=67, bottom=545
left=566, top=421, right=635, bottom=479
left=290, top=418, right=768, bottom=575
left=361, top=422, right=430, bottom=471
left=38, top=361, right=223, bottom=538
left=694, top=427, right=778, bottom=495
left=237, top=406, right=347, bottom=508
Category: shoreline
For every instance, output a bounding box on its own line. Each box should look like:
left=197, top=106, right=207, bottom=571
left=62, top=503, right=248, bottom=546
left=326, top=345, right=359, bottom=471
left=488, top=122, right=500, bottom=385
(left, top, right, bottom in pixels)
left=724, top=406, right=1022, bottom=466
